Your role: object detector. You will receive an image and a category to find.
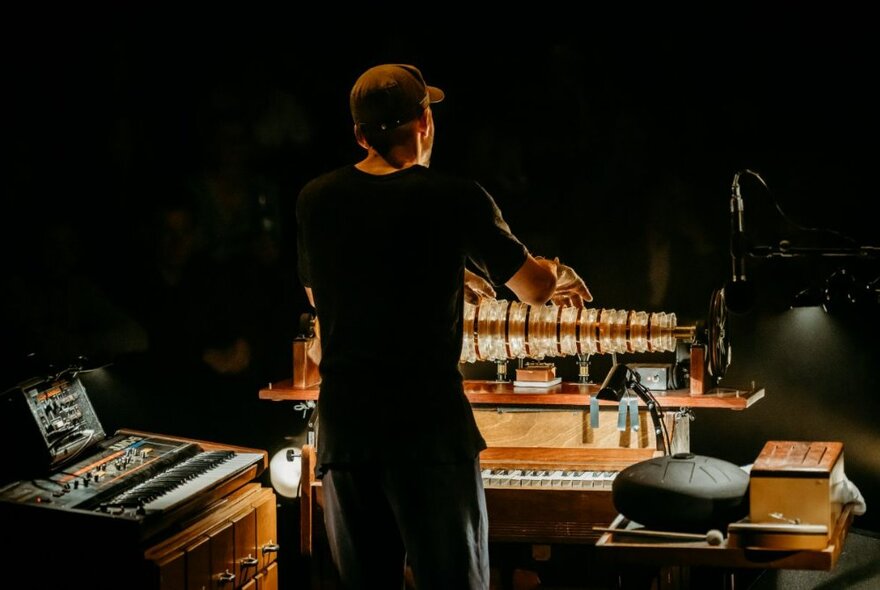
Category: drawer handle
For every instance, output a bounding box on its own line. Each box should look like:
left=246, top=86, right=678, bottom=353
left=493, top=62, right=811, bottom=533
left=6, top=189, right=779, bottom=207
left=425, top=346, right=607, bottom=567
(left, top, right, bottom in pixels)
left=241, top=555, right=259, bottom=567
left=218, top=570, right=236, bottom=584
left=261, top=541, right=280, bottom=554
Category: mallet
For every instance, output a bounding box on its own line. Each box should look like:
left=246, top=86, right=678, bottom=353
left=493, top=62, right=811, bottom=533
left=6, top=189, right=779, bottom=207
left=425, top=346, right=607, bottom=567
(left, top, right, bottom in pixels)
left=593, top=526, right=725, bottom=546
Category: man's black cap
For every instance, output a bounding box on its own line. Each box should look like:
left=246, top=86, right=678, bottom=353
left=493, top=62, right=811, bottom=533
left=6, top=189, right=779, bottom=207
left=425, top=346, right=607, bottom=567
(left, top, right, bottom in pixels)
left=350, top=64, right=444, bottom=130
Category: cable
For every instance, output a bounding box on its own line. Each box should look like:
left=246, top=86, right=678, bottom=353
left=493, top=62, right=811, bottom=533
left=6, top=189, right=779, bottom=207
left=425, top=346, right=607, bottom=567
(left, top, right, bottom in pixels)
left=50, top=429, right=96, bottom=466
left=736, top=168, right=859, bottom=246
left=30, top=478, right=65, bottom=492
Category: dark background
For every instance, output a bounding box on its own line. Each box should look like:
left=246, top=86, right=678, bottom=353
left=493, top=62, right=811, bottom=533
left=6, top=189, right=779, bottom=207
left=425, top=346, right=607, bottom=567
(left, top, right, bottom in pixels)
left=3, top=18, right=878, bottom=536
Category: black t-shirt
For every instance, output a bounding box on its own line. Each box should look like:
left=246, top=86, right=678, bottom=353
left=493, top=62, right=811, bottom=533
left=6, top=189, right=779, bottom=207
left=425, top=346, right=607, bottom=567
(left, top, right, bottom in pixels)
left=297, top=164, right=527, bottom=470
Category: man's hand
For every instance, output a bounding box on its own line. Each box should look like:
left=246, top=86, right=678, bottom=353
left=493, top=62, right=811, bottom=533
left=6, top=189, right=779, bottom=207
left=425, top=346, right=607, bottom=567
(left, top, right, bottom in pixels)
left=550, top=258, right=592, bottom=308
left=464, top=268, right=496, bottom=304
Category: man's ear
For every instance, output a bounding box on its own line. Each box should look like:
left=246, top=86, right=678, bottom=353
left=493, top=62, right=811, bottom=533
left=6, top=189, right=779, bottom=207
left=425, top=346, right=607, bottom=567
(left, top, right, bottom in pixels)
left=418, top=107, right=433, bottom=135
left=354, top=124, right=370, bottom=149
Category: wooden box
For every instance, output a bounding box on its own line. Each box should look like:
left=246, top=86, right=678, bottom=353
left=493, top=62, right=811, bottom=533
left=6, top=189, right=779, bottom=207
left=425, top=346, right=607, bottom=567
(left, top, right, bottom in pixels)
left=515, top=363, right=556, bottom=382
left=748, top=440, right=845, bottom=537
left=292, top=337, right=322, bottom=388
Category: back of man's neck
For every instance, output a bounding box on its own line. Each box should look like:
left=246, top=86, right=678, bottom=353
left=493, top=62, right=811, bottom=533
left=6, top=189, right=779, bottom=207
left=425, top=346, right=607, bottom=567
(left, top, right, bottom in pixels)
left=355, top=151, right=424, bottom=175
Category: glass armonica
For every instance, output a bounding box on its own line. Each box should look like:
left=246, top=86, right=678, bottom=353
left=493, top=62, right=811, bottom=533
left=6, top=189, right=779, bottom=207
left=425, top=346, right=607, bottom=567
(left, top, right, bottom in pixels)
left=461, top=300, right=688, bottom=363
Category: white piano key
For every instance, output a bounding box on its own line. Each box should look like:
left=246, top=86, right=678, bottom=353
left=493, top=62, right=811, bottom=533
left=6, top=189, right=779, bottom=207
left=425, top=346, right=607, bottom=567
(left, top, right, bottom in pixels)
left=537, top=470, right=552, bottom=487
left=490, top=469, right=506, bottom=487
left=504, top=470, right=522, bottom=486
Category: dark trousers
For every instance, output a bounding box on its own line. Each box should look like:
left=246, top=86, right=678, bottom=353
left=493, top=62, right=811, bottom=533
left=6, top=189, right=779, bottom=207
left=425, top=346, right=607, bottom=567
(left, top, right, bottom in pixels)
left=322, top=459, right=490, bottom=590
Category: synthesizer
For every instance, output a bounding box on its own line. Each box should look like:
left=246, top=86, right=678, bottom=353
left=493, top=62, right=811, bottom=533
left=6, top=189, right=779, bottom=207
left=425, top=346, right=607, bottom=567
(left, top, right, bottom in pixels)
left=0, top=430, right=265, bottom=540
left=0, top=373, right=267, bottom=546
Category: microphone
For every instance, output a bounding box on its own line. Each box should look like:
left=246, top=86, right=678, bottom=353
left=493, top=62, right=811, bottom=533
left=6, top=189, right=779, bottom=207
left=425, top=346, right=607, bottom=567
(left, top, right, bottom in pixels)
left=596, top=363, right=631, bottom=402
left=725, top=171, right=755, bottom=313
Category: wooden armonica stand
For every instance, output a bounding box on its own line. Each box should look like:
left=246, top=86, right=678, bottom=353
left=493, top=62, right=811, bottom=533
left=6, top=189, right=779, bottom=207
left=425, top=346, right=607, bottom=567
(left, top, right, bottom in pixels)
left=259, top=378, right=764, bottom=454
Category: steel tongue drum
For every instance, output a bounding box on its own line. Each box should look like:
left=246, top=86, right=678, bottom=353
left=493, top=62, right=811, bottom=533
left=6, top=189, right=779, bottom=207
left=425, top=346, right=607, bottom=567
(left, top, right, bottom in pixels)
left=612, top=452, right=750, bottom=533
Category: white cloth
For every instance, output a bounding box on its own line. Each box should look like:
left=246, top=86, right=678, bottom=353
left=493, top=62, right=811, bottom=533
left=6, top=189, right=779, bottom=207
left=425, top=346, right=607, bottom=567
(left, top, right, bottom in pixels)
left=832, top=477, right=867, bottom=515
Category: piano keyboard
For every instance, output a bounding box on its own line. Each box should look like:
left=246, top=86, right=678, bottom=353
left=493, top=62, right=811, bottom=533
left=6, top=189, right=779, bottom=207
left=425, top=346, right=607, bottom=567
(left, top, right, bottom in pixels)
left=482, top=468, right=617, bottom=489
left=103, top=451, right=265, bottom=513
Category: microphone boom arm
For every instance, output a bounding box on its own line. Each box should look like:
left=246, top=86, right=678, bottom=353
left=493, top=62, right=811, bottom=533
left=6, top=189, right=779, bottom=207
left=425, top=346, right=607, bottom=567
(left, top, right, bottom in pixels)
left=629, top=377, right=672, bottom=456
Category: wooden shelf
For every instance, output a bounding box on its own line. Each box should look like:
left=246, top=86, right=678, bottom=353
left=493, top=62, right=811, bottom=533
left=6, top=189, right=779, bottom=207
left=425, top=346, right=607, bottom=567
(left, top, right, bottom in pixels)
left=259, top=378, right=763, bottom=410
left=595, top=504, right=855, bottom=571
left=259, top=379, right=318, bottom=401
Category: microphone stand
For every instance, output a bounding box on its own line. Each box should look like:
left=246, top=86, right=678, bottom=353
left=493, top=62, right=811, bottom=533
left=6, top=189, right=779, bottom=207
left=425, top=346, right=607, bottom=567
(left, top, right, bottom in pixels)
left=749, top=244, right=880, bottom=259
left=627, top=376, right=672, bottom=457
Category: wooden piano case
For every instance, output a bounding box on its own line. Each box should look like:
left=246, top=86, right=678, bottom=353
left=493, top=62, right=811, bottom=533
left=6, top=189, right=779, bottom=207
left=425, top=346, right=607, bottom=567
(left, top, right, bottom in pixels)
left=479, top=446, right=654, bottom=544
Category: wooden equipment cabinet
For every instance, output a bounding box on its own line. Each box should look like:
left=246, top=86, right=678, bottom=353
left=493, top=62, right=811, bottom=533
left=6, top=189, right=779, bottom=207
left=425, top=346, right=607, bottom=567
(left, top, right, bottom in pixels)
left=145, top=483, right=280, bottom=590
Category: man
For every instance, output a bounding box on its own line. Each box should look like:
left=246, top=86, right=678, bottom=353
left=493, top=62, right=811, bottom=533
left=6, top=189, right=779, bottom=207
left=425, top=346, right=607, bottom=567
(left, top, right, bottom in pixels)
left=296, top=63, right=591, bottom=589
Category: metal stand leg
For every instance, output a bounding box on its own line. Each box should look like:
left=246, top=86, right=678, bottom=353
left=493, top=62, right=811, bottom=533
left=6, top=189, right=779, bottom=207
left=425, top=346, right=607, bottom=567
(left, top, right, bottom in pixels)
left=496, top=359, right=509, bottom=383
left=667, top=408, right=694, bottom=454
